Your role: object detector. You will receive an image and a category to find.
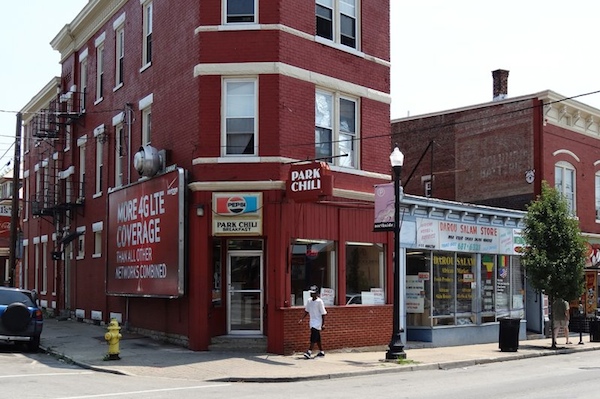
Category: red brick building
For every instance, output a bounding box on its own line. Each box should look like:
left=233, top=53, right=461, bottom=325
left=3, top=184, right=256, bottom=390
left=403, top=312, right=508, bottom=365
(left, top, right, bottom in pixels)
left=20, top=0, right=395, bottom=354
left=391, top=70, right=600, bottom=332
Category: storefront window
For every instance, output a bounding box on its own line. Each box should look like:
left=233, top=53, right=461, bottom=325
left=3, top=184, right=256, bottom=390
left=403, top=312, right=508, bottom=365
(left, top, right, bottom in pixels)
left=290, top=239, right=336, bottom=306
left=481, top=254, right=496, bottom=322
left=406, top=252, right=432, bottom=326
left=497, top=255, right=525, bottom=318
left=345, top=243, right=385, bottom=305
left=456, top=254, right=476, bottom=324
left=432, top=252, right=456, bottom=325
left=212, top=239, right=222, bottom=306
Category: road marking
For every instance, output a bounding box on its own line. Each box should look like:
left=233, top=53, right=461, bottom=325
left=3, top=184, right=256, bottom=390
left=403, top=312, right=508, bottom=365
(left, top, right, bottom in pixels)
left=54, top=384, right=231, bottom=399
left=0, top=371, right=94, bottom=379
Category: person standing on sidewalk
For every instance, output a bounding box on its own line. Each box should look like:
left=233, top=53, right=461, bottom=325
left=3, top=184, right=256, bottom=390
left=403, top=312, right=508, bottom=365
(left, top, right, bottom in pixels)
left=552, top=298, right=572, bottom=344
left=299, top=285, right=327, bottom=359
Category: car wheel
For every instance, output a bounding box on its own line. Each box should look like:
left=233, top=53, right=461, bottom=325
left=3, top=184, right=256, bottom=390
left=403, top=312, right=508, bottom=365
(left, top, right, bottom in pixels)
left=1, top=302, right=31, bottom=332
left=26, top=336, right=40, bottom=352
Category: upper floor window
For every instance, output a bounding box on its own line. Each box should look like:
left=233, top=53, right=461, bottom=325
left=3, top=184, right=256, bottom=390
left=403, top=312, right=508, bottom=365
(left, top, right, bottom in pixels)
left=139, top=93, right=153, bottom=146
left=595, top=172, right=600, bottom=220
left=315, top=90, right=358, bottom=168
left=555, top=161, right=576, bottom=214
left=78, top=136, right=87, bottom=200
left=115, top=26, right=125, bottom=87
left=142, top=1, right=153, bottom=67
left=316, top=0, right=358, bottom=49
left=223, top=79, right=257, bottom=156
left=113, top=12, right=126, bottom=88
left=115, top=124, right=125, bottom=188
left=79, top=49, right=88, bottom=111
left=226, top=0, right=256, bottom=23
left=95, top=42, right=104, bottom=102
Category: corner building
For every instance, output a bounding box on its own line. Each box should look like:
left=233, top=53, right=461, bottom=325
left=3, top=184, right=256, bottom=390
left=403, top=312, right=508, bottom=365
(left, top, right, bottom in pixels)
left=20, top=0, right=393, bottom=354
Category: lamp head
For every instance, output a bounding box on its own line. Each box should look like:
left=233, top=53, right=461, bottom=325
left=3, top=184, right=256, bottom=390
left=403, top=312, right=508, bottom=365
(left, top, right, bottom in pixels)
left=389, top=146, right=404, bottom=167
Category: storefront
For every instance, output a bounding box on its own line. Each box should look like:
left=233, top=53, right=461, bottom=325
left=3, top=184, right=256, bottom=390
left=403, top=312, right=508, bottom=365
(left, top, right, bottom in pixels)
left=375, top=184, right=528, bottom=346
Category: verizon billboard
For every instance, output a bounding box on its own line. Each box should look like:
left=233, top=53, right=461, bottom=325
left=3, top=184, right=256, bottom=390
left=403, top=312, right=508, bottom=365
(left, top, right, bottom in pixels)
left=107, top=168, right=185, bottom=297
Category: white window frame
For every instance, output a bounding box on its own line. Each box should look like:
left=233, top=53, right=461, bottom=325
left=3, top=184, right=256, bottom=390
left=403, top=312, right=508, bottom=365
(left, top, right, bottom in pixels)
left=79, top=49, right=88, bottom=111
left=555, top=161, right=576, bottom=214
left=22, top=240, right=29, bottom=289
left=595, top=172, right=600, bottom=221
left=95, top=33, right=106, bottom=103
left=78, top=135, right=87, bottom=200
left=115, top=124, right=124, bottom=188
left=139, top=93, right=153, bottom=146
left=94, top=125, right=105, bottom=196
left=224, top=0, right=257, bottom=24
left=315, top=89, right=358, bottom=168
left=113, top=12, right=126, bottom=89
left=316, top=0, right=359, bottom=50
left=141, top=0, right=153, bottom=69
left=92, top=222, right=103, bottom=258
left=23, top=171, right=29, bottom=221
left=223, top=78, right=257, bottom=156
left=41, top=236, right=48, bottom=294
left=76, top=227, right=86, bottom=260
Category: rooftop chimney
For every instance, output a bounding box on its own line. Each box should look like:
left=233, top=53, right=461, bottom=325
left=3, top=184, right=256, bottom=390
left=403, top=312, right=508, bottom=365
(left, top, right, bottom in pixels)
left=492, top=69, right=509, bottom=101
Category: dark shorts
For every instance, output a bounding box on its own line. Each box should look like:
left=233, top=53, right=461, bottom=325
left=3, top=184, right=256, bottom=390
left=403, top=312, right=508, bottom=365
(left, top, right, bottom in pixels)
left=310, top=327, right=321, bottom=343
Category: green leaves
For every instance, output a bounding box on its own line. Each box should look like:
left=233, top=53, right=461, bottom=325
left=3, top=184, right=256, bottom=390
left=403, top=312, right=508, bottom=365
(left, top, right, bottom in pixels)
left=521, top=181, right=586, bottom=302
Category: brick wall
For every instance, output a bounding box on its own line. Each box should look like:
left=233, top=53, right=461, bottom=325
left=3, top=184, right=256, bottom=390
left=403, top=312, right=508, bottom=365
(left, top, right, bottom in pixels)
left=282, top=306, right=392, bottom=355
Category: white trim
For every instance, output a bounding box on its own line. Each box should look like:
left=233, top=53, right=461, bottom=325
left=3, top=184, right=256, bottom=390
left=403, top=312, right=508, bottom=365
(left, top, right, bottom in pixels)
left=59, top=166, right=75, bottom=179
left=194, top=62, right=390, bottom=104
left=112, top=112, right=125, bottom=126
left=23, top=239, right=28, bottom=246
left=41, top=235, right=49, bottom=243
left=33, top=237, right=40, bottom=245
left=552, top=149, right=581, bottom=163
left=76, top=226, right=86, bottom=233
left=77, top=135, right=88, bottom=147
left=139, top=93, right=154, bottom=110
left=92, top=221, right=104, bottom=232
left=23, top=170, right=29, bottom=178
left=94, top=31, right=106, bottom=47
left=93, top=124, right=106, bottom=137
left=113, top=12, right=126, bottom=30
left=53, top=152, right=59, bottom=160
left=79, top=48, right=89, bottom=61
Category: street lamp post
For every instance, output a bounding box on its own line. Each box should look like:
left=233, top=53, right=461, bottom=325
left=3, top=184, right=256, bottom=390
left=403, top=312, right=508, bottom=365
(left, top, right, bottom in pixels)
left=386, top=145, right=407, bottom=360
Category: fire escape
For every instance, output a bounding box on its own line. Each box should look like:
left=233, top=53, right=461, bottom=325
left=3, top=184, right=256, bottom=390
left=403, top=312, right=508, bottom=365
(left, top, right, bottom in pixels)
left=30, top=91, right=85, bottom=226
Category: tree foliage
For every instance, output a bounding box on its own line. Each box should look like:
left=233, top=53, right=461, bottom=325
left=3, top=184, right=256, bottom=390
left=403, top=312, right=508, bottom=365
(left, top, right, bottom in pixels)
left=521, top=181, right=586, bottom=303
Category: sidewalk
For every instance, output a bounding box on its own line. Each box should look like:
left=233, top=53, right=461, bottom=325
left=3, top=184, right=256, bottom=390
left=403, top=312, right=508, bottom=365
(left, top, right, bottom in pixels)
left=40, top=318, right=600, bottom=383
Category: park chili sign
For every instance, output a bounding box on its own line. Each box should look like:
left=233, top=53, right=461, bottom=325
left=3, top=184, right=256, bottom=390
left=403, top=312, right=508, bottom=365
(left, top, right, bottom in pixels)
left=106, top=168, right=185, bottom=297
left=286, top=162, right=333, bottom=202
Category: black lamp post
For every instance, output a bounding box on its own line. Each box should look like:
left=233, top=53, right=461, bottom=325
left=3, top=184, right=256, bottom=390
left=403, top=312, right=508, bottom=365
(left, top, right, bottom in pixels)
left=386, top=145, right=407, bottom=360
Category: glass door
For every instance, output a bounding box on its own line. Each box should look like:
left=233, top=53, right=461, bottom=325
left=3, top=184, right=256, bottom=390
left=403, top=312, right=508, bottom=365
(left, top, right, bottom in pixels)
left=227, top=252, right=263, bottom=334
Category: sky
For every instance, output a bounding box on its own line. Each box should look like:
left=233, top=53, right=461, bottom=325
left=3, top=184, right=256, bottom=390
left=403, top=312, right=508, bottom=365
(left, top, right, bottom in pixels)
left=1, top=0, right=600, bottom=171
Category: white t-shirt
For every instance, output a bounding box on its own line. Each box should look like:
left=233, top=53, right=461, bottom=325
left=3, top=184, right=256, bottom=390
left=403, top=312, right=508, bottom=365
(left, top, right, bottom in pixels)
left=305, top=297, right=327, bottom=330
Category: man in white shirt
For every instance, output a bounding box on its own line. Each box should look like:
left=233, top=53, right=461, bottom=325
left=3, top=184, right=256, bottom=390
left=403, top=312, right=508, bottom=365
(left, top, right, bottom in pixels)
left=299, top=285, right=327, bottom=359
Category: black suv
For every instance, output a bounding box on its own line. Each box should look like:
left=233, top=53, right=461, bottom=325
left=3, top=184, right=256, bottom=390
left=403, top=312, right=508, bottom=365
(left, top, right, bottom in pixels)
left=0, top=287, right=43, bottom=351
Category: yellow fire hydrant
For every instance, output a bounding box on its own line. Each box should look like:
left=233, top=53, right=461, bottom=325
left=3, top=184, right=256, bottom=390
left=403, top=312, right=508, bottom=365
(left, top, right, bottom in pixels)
left=104, top=318, right=122, bottom=360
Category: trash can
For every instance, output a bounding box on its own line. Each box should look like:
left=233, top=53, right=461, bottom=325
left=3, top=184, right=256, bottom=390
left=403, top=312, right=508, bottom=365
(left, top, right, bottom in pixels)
left=499, top=318, right=520, bottom=352
left=589, top=319, right=600, bottom=342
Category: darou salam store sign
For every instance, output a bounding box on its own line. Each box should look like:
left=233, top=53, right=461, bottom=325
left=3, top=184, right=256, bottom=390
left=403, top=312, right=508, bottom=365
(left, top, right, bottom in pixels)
left=416, top=218, right=520, bottom=255
left=106, top=168, right=185, bottom=297
left=212, top=192, right=263, bottom=236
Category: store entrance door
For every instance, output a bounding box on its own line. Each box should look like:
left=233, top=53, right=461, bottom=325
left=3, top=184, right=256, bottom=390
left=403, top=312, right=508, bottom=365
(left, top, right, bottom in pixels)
left=227, top=251, right=263, bottom=334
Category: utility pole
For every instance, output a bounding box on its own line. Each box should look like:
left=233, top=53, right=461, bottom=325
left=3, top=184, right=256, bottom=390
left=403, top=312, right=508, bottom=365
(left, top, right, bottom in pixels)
left=9, top=112, right=22, bottom=287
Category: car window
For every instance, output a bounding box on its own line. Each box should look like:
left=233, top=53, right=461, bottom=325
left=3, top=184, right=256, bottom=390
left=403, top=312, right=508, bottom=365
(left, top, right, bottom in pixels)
left=0, top=290, right=35, bottom=307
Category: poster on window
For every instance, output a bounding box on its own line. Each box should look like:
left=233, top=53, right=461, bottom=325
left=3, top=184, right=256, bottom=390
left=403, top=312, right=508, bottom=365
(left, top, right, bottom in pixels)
left=406, top=275, right=425, bottom=313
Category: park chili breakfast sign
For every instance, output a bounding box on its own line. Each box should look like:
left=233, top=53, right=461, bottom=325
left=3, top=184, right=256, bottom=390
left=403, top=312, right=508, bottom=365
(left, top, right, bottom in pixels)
left=107, top=168, right=185, bottom=297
